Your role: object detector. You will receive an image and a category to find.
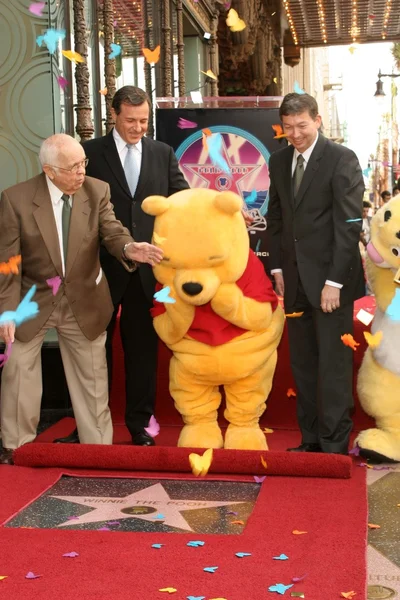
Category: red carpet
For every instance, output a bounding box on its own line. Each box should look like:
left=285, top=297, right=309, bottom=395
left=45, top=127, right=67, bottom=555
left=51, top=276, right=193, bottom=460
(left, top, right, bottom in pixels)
left=15, top=440, right=352, bottom=478
left=109, top=296, right=375, bottom=431
left=0, top=465, right=367, bottom=600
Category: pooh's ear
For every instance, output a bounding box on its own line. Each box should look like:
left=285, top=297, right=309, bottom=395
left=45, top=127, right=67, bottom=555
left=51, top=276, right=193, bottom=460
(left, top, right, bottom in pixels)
left=213, top=191, right=243, bottom=215
left=142, top=195, right=170, bottom=216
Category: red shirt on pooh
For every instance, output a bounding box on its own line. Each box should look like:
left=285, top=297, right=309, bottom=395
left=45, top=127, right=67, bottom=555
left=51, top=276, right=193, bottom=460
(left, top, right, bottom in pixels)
left=151, top=249, right=278, bottom=346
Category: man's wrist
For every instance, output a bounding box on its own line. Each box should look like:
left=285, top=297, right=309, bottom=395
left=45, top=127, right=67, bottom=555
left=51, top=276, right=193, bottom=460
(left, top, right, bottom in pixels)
left=123, top=242, right=134, bottom=260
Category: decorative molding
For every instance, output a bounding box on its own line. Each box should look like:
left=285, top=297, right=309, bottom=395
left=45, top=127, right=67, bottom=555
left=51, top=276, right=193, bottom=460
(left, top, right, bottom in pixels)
left=161, top=0, right=173, bottom=96
left=176, top=0, right=186, bottom=96
left=142, top=0, right=154, bottom=138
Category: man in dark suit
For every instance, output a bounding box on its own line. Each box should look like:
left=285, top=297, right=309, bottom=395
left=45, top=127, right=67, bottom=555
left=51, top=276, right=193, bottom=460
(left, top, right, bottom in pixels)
left=55, top=86, right=189, bottom=447
left=267, top=93, right=365, bottom=455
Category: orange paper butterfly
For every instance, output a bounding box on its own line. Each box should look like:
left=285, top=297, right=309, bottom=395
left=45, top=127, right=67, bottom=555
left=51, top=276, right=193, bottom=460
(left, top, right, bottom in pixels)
left=0, top=255, right=21, bottom=275
left=142, top=45, right=161, bottom=64
left=272, top=124, right=287, bottom=139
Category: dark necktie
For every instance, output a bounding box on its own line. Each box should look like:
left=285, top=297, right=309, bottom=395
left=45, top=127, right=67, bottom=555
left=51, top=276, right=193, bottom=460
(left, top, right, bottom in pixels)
left=293, top=154, right=305, bottom=198
left=61, top=193, right=71, bottom=261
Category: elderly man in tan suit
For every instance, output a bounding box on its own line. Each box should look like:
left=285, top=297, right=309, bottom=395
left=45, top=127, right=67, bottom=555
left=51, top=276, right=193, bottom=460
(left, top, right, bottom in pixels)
left=0, top=134, right=163, bottom=464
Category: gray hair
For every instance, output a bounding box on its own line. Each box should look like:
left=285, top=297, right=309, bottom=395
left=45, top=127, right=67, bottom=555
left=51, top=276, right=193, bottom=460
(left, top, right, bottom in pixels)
left=39, top=134, right=79, bottom=167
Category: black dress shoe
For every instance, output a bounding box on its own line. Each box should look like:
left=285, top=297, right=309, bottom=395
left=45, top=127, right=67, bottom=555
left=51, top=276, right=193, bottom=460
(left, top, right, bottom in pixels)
left=132, top=431, right=156, bottom=446
left=287, top=443, right=322, bottom=453
left=53, top=428, right=80, bottom=444
left=0, top=448, right=14, bottom=465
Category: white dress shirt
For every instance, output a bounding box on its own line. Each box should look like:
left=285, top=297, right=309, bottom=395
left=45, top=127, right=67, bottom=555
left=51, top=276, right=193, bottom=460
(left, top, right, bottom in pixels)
left=113, top=127, right=142, bottom=174
left=271, top=132, right=342, bottom=290
left=46, top=175, right=72, bottom=276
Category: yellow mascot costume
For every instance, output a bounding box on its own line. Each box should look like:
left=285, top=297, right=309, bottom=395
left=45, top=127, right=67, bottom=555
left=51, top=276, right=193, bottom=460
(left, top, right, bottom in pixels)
left=142, top=189, right=284, bottom=451
left=356, top=197, right=400, bottom=462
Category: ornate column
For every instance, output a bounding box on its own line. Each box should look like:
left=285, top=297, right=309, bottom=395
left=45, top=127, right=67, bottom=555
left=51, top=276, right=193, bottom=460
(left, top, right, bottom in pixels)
left=72, top=0, right=94, bottom=141
left=103, top=0, right=116, bottom=134
left=142, top=0, right=154, bottom=138
left=176, top=0, right=185, bottom=97
left=161, top=0, right=173, bottom=96
left=209, top=9, right=219, bottom=97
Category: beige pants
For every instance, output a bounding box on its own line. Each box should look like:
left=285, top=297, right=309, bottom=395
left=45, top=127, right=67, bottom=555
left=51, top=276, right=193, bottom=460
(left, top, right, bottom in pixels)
left=0, top=295, right=112, bottom=449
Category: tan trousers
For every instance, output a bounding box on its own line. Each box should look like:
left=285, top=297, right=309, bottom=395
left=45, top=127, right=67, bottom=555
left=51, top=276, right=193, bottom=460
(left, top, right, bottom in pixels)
left=0, top=295, right=113, bottom=449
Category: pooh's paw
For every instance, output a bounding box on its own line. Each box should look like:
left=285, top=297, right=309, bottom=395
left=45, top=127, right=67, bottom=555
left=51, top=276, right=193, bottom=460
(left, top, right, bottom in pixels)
left=178, top=423, right=224, bottom=449
left=355, top=428, right=400, bottom=462
left=224, top=425, right=268, bottom=451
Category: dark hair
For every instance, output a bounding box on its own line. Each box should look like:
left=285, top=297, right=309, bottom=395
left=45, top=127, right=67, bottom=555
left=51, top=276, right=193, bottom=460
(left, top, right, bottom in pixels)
left=279, top=93, right=319, bottom=120
left=363, top=201, right=371, bottom=208
left=112, top=86, right=151, bottom=114
left=381, top=190, right=391, bottom=200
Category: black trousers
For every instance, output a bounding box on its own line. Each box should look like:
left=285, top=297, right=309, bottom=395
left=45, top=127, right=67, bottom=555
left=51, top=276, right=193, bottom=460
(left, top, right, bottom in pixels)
left=285, top=281, right=354, bottom=453
left=106, top=270, right=158, bottom=437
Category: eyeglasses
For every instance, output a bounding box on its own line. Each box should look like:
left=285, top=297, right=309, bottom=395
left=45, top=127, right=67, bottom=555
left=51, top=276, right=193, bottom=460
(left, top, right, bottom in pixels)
left=49, top=158, right=89, bottom=173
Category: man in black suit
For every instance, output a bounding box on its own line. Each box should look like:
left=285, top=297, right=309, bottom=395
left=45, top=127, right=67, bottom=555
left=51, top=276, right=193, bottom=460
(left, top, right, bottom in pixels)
left=56, top=86, right=188, bottom=446
left=267, top=93, right=365, bottom=455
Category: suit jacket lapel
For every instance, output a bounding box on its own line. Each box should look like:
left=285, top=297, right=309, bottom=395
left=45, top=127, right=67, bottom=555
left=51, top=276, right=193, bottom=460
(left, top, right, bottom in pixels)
left=102, top=130, right=131, bottom=198
left=65, top=185, right=91, bottom=275
left=281, top=145, right=295, bottom=210
left=294, top=134, right=327, bottom=209
left=134, top=136, right=152, bottom=201
left=33, top=174, right=63, bottom=277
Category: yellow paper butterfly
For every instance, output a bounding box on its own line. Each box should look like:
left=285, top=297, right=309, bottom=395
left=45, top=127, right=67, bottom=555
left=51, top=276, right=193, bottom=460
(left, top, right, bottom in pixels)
left=363, top=330, right=383, bottom=349
left=260, top=456, right=268, bottom=469
left=99, top=87, right=108, bottom=95
left=226, top=8, right=246, bottom=32
left=200, top=69, right=217, bottom=81
left=189, top=448, right=213, bottom=477
left=62, top=50, right=85, bottom=63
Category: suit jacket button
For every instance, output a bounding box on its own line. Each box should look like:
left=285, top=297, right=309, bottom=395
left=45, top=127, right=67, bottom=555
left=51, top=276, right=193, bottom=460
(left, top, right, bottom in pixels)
left=294, top=238, right=298, bottom=242
left=132, top=222, right=136, bottom=228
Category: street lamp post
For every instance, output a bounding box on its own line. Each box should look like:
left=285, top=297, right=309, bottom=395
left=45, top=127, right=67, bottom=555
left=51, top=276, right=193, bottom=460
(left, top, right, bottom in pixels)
left=374, top=69, right=400, bottom=195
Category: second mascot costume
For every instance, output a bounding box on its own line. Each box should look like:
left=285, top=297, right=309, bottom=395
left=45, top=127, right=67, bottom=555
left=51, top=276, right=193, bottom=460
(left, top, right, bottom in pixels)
left=142, top=189, right=284, bottom=451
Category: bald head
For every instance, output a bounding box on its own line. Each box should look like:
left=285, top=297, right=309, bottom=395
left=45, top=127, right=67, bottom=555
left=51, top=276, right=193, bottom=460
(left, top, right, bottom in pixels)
left=40, top=134, right=87, bottom=195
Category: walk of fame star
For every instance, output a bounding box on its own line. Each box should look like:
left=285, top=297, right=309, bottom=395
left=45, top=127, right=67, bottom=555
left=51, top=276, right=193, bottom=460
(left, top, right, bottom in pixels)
left=183, top=134, right=261, bottom=196
left=52, top=483, right=247, bottom=532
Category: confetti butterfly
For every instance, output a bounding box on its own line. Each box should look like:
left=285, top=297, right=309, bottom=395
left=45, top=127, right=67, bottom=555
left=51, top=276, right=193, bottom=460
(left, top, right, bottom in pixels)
left=236, top=552, right=251, bottom=558
left=143, top=45, right=161, bottom=64
left=286, top=388, right=296, bottom=398
left=285, top=311, right=304, bottom=318
left=153, top=232, right=167, bottom=245
left=245, top=189, right=257, bottom=206
left=159, top=588, right=177, bottom=594
left=364, top=330, right=383, bottom=349
left=272, top=124, right=287, bottom=139
left=29, top=2, right=45, bottom=16
left=294, top=81, right=305, bottom=94
left=189, top=448, right=213, bottom=477
left=37, top=28, right=65, bottom=54
left=268, top=583, right=293, bottom=595
left=177, top=117, right=198, bottom=130
left=109, top=43, right=121, bottom=59
left=253, top=476, right=266, bottom=484
left=62, top=50, right=85, bottom=63
left=99, top=87, right=108, bottom=95
left=200, top=69, right=217, bottom=81
left=0, top=255, right=21, bottom=275
left=226, top=8, right=246, bottom=32
left=341, top=333, right=360, bottom=351
left=260, top=456, right=268, bottom=469
left=46, top=276, right=62, bottom=296
left=0, top=286, right=39, bottom=327
left=0, top=343, right=12, bottom=368
left=207, top=133, right=230, bottom=174
left=144, top=415, right=160, bottom=438
left=154, top=286, right=176, bottom=304
left=57, top=76, right=69, bottom=90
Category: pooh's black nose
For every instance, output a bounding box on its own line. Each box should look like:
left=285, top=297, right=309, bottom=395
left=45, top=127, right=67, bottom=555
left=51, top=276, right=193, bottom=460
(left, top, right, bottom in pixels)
left=396, top=230, right=400, bottom=240
left=182, top=282, right=203, bottom=296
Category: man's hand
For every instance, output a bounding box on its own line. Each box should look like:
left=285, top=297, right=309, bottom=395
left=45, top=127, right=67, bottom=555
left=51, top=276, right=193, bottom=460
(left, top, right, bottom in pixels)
left=273, top=272, right=285, bottom=296
left=0, top=322, right=15, bottom=344
left=320, top=284, right=340, bottom=313
left=124, top=242, right=163, bottom=267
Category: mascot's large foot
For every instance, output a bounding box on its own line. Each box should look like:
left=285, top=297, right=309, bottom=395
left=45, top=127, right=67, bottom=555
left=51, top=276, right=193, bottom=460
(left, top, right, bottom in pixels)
left=355, top=428, right=400, bottom=463
left=178, top=423, right=224, bottom=449
left=224, top=425, right=268, bottom=451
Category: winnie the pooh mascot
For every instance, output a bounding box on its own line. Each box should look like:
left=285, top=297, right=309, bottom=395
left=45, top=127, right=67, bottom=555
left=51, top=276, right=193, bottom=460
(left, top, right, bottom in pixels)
left=142, top=189, right=285, bottom=451
left=356, top=197, right=400, bottom=462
